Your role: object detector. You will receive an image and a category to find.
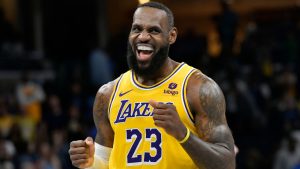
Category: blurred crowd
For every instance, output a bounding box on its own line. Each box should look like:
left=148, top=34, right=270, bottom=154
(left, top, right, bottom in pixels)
left=1, top=3, right=300, bottom=169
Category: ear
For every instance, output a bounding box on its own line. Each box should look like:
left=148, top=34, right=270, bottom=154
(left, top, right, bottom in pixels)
left=168, top=27, right=178, bottom=45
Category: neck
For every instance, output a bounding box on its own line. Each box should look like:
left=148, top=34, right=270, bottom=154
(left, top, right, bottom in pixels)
left=134, top=58, right=179, bottom=86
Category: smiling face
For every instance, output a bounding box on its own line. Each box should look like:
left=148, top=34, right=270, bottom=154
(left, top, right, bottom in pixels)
left=127, top=7, right=177, bottom=76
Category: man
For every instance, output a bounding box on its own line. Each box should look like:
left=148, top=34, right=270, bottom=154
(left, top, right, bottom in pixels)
left=68, top=2, right=235, bottom=169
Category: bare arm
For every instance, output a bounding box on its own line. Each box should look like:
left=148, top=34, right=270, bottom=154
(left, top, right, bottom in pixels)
left=69, top=80, right=116, bottom=168
left=181, top=71, right=235, bottom=169
left=93, top=81, right=115, bottom=147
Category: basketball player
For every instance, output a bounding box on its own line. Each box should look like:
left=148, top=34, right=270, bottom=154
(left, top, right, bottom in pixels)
left=68, top=2, right=235, bottom=169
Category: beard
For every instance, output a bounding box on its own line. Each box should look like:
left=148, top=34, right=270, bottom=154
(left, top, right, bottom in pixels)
left=127, top=42, right=169, bottom=76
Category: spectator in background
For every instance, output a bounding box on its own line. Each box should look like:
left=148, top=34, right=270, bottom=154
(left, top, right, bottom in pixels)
left=16, top=73, right=45, bottom=124
left=89, top=47, right=113, bottom=86
left=67, top=104, right=85, bottom=141
left=0, top=98, right=15, bottom=137
left=0, top=8, right=23, bottom=59
left=273, top=133, right=300, bottom=169
left=214, top=0, right=238, bottom=59
left=36, top=141, right=61, bottom=169
left=51, top=129, right=72, bottom=169
left=68, top=81, right=85, bottom=113
left=0, top=136, right=16, bottom=169
left=43, top=94, right=67, bottom=132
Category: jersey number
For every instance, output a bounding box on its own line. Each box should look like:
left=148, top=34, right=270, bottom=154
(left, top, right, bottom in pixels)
left=126, top=128, right=162, bottom=165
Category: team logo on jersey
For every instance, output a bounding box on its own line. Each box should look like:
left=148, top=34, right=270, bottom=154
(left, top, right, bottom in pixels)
left=114, top=100, right=173, bottom=123
left=164, top=82, right=178, bottom=96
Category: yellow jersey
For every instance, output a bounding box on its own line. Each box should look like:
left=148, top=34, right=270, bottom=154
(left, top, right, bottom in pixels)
left=108, top=63, right=199, bottom=169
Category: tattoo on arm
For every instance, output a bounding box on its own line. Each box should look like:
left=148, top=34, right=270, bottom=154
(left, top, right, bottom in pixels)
left=182, top=72, right=235, bottom=169
left=197, top=77, right=226, bottom=142
left=93, top=82, right=115, bottom=147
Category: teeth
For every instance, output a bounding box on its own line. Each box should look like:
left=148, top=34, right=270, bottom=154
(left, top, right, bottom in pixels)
left=137, top=45, right=153, bottom=51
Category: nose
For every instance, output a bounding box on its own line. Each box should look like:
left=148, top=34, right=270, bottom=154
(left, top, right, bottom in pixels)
left=138, top=31, right=150, bottom=42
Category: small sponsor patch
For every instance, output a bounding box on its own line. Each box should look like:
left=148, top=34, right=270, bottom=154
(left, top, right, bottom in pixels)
left=168, top=83, right=177, bottom=89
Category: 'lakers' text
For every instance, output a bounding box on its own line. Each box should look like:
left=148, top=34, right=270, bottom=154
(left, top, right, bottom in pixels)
left=114, top=100, right=173, bottom=123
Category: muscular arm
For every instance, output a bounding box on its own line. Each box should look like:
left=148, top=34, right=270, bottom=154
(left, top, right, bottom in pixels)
left=93, top=81, right=115, bottom=147
left=182, top=71, right=235, bottom=169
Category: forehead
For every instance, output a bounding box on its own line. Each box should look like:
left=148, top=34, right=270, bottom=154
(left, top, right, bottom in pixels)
left=133, top=7, right=168, bottom=29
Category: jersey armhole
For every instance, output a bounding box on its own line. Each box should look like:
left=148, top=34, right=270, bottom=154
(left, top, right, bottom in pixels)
left=182, top=69, right=197, bottom=124
left=107, top=74, right=124, bottom=120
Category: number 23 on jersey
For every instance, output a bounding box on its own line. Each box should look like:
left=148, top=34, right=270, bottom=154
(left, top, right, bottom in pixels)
left=126, top=128, right=162, bottom=166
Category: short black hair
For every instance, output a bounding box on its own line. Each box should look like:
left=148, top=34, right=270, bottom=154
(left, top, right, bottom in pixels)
left=137, top=1, right=174, bottom=28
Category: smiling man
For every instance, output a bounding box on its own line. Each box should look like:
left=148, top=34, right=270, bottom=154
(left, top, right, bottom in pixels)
left=68, top=2, right=236, bottom=169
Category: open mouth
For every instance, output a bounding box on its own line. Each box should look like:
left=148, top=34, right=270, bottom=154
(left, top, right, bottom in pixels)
left=136, top=45, right=154, bottom=62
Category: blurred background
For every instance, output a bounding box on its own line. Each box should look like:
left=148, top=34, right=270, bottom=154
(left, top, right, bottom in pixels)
left=0, top=0, right=300, bottom=168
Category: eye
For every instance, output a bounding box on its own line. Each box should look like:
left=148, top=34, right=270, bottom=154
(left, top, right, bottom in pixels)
left=149, top=27, right=161, bottom=34
left=131, top=26, right=141, bottom=33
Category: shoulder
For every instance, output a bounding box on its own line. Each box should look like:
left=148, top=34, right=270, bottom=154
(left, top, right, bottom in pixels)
left=186, top=70, right=226, bottom=119
left=93, top=78, right=120, bottom=123
left=188, top=70, right=224, bottom=97
left=186, top=70, right=224, bottom=100
left=94, top=77, right=120, bottom=110
left=96, top=78, right=119, bottom=98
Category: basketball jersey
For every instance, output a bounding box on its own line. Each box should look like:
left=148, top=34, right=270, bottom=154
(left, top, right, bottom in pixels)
left=108, top=62, right=199, bottom=169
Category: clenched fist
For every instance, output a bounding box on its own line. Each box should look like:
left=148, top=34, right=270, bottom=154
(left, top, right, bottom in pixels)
left=69, top=137, right=95, bottom=168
